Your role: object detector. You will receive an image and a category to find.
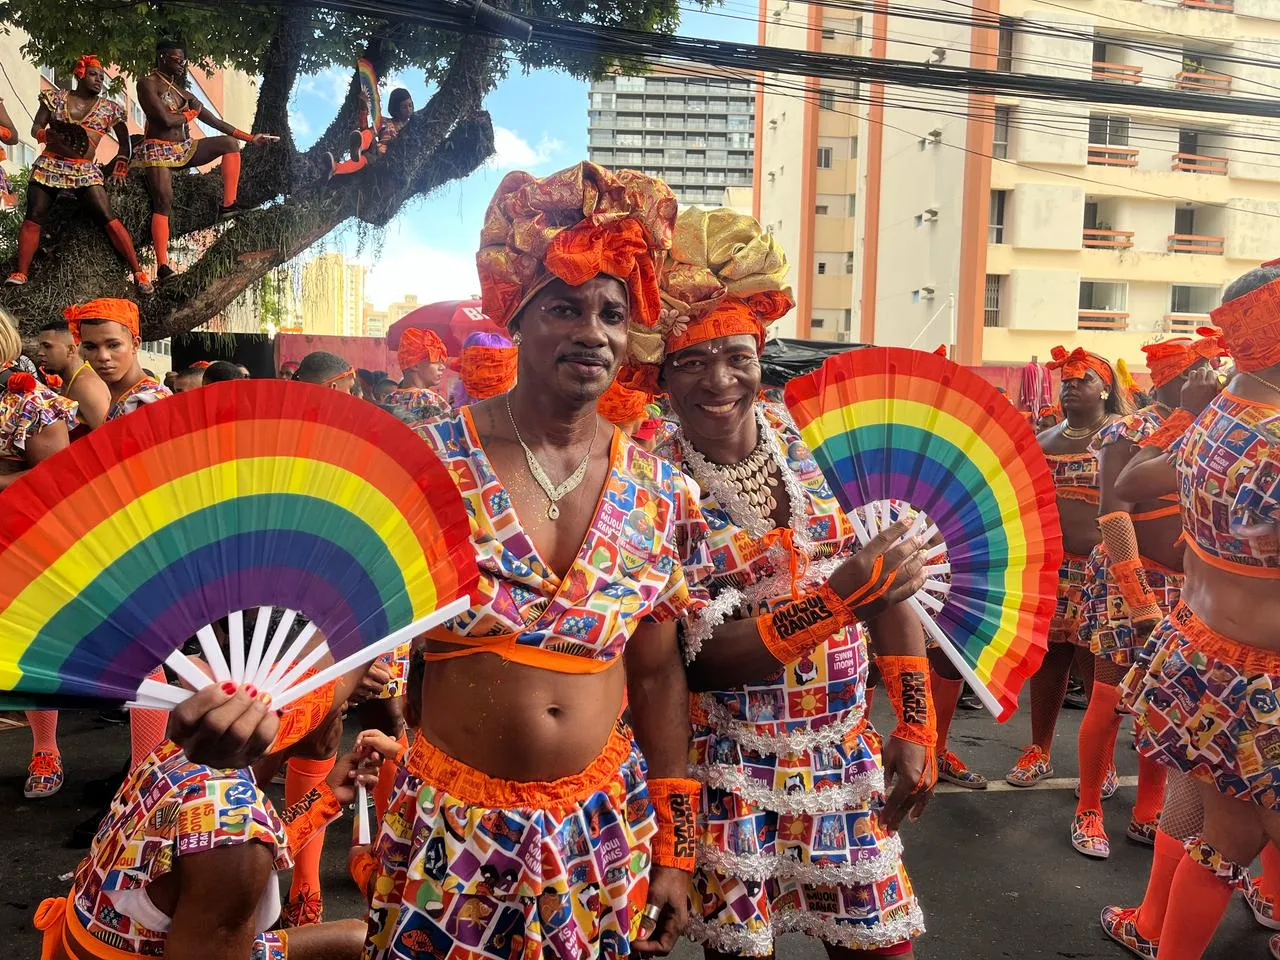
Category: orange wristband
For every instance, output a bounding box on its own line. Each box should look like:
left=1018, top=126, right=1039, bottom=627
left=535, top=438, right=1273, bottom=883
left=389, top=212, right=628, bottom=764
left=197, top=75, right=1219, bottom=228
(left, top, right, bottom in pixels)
left=758, top=584, right=856, bottom=665
left=648, top=777, right=700, bottom=872
left=1139, top=408, right=1195, bottom=451
left=280, top=781, right=343, bottom=856
left=877, top=655, right=937, bottom=749
left=233, top=128, right=253, bottom=142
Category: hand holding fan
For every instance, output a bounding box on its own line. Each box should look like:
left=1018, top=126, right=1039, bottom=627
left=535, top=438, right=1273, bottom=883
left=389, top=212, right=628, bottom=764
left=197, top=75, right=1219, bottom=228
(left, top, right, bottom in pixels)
left=785, top=347, right=1063, bottom=720
left=0, top=380, right=476, bottom=712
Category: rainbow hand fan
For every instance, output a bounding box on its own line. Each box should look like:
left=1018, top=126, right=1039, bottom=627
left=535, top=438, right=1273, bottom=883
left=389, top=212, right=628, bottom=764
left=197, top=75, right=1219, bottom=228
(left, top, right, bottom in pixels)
left=785, top=347, right=1063, bottom=721
left=357, top=58, right=382, bottom=131
left=0, top=380, right=476, bottom=712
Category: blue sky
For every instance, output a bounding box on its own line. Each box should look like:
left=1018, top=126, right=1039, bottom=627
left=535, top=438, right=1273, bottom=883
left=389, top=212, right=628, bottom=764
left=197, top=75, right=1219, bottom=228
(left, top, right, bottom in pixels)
left=286, top=9, right=755, bottom=309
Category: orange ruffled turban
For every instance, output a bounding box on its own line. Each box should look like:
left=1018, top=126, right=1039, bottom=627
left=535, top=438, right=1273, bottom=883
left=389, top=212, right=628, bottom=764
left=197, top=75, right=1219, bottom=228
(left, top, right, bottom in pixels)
left=398, top=328, right=447, bottom=371
left=1047, top=346, right=1114, bottom=386
left=73, top=55, right=102, bottom=80
left=1209, top=268, right=1280, bottom=373
left=64, top=298, right=139, bottom=344
left=1141, top=328, right=1228, bottom=388
left=451, top=342, right=518, bottom=400
left=476, top=161, right=677, bottom=332
left=597, top=378, right=649, bottom=426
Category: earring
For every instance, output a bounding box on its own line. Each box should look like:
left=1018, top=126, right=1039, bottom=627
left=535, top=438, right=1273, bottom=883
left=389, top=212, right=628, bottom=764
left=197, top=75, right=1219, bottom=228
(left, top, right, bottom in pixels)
left=1100, top=391, right=1109, bottom=399
left=512, top=332, right=523, bottom=346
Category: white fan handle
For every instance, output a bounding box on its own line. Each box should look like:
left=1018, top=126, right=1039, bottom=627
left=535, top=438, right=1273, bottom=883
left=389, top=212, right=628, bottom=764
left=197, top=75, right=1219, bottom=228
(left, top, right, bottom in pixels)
left=228, top=611, right=246, bottom=685
left=904, top=595, right=1003, bottom=718
left=244, top=606, right=273, bottom=686
left=253, top=610, right=298, bottom=689
left=356, top=783, right=371, bottom=844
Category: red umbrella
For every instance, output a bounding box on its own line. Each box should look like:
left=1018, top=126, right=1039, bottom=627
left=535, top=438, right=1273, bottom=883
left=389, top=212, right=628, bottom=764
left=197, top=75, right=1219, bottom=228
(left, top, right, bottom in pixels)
left=385, top=300, right=499, bottom=355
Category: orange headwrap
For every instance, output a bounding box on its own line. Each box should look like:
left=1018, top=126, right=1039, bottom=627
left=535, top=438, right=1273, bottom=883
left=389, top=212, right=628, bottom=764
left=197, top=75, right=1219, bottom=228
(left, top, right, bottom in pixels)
left=397, top=328, right=447, bottom=371
left=1209, top=271, right=1280, bottom=373
left=1141, top=328, right=1229, bottom=388
left=64, top=298, right=139, bottom=344
left=73, top=55, right=102, bottom=80
left=1047, top=346, right=1114, bottom=386
left=597, top=378, right=649, bottom=426
left=477, top=162, right=676, bottom=331
left=451, top=344, right=518, bottom=399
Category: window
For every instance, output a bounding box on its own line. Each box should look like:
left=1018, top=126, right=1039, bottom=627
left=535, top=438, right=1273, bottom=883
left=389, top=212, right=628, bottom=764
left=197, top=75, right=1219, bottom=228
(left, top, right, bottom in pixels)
left=993, top=106, right=1010, bottom=159
left=819, top=88, right=835, bottom=111
left=1088, top=113, right=1130, bottom=146
left=843, top=308, right=853, bottom=329
left=848, top=194, right=857, bottom=218
left=984, top=275, right=1004, bottom=327
left=1084, top=200, right=1099, bottom=230
left=616, top=76, right=645, bottom=91
left=912, top=290, right=921, bottom=304
left=815, top=204, right=830, bottom=215
left=1179, top=129, right=1199, bottom=154
left=812, top=317, right=826, bottom=329
left=914, top=214, right=924, bottom=227
left=854, top=17, right=863, bottom=40
left=989, top=190, right=1008, bottom=243
left=817, top=261, right=828, bottom=275
left=997, top=18, right=1016, bottom=73
left=1175, top=207, right=1196, bottom=235
left=40, top=65, right=56, bottom=83
left=821, top=27, right=836, bottom=39
left=850, top=136, right=859, bottom=158
left=845, top=252, right=855, bottom=274
left=817, top=146, right=833, bottom=168
left=1171, top=285, right=1195, bottom=313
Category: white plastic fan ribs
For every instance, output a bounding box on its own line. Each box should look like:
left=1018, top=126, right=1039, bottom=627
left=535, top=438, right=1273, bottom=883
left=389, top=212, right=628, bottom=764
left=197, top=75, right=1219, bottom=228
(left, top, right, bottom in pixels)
left=125, top=596, right=472, bottom=712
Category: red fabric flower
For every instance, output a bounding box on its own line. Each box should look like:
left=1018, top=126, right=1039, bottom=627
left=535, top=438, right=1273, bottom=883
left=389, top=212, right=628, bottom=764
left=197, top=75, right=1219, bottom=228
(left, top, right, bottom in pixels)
left=7, top=372, right=37, bottom=394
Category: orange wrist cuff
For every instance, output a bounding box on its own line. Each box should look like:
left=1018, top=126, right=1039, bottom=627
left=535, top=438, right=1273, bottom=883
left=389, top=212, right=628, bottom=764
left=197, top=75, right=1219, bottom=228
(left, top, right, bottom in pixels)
left=36, top=128, right=46, bottom=144
left=758, top=584, right=856, bottom=665
left=648, top=777, right=700, bottom=872
left=280, top=781, right=343, bottom=856
left=1111, top=558, right=1163, bottom=624
left=877, top=655, right=937, bottom=749
left=233, top=128, right=252, bottom=142
left=1139, top=408, right=1195, bottom=451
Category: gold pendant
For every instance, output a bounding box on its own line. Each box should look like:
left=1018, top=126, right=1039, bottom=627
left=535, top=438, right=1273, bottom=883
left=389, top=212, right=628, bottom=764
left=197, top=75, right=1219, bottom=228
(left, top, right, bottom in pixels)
left=547, top=502, right=560, bottom=520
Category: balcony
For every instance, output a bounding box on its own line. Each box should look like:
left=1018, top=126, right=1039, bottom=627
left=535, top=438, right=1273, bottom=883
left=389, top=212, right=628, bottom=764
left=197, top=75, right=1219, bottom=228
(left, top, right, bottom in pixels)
left=1083, top=228, right=1135, bottom=249
left=1180, top=0, right=1232, bottom=10
left=1078, top=310, right=1129, bottom=331
left=1172, top=152, right=1228, bottom=175
left=1092, top=61, right=1143, bottom=84
left=1165, top=312, right=1211, bottom=334
left=1175, top=71, right=1231, bottom=93
left=1088, top=145, right=1139, bottom=167
left=1168, top=233, right=1225, bottom=255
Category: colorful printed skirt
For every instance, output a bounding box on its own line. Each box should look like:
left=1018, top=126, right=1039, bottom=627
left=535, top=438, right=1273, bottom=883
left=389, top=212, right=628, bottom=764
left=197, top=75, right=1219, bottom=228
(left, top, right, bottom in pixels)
left=363, top=722, right=656, bottom=960
left=687, top=711, right=923, bottom=956
left=1121, top=602, right=1280, bottom=810
left=373, top=642, right=411, bottom=700
left=1049, top=553, right=1092, bottom=645
left=1078, top=547, right=1184, bottom=667
left=132, top=137, right=198, bottom=168
left=31, top=153, right=103, bottom=190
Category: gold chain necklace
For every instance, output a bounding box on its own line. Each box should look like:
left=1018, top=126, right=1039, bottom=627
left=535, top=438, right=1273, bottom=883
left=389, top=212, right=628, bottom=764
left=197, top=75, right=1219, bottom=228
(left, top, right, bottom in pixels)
left=1061, top=414, right=1109, bottom=440
left=506, top=393, right=595, bottom=520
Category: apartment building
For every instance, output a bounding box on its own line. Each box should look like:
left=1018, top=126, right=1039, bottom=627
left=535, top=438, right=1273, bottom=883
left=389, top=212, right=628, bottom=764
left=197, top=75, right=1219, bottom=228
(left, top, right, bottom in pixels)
left=756, top=0, right=1280, bottom=371
left=588, top=64, right=755, bottom=207
left=301, top=252, right=367, bottom=336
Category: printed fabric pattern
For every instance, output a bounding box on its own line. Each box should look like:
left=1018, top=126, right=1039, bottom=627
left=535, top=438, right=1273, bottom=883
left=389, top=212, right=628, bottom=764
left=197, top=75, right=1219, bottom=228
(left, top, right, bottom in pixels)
left=1077, top=547, right=1183, bottom=667
left=107, top=378, right=171, bottom=422
left=658, top=403, right=923, bottom=955
left=0, top=383, right=77, bottom=460
left=32, top=89, right=124, bottom=188
left=132, top=137, right=198, bottom=168
left=382, top=387, right=449, bottom=430
left=373, top=642, right=412, bottom=699
left=1049, top=555, right=1091, bottom=645
left=70, top=740, right=291, bottom=956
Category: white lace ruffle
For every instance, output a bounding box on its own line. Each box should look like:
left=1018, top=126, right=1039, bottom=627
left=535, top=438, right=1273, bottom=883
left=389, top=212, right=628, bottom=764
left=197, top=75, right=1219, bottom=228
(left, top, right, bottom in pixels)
left=685, top=903, right=925, bottom=957
left=682, top=587, right=745, bottom=664
left=697, top=696, right=868, bottom=756
left=693, top=762, right=884, bottom=813
left=740, top=555, right=842, bottom=612
left=697, top=832, right=905, bottom=885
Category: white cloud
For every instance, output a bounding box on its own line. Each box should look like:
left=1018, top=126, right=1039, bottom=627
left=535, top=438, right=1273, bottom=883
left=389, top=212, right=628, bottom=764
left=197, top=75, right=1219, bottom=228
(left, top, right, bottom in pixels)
left=288, top=108, right=312, bottom=138
left=357, top=229, right=480, bottom=310
left=488, top=126, right=564, bottom=172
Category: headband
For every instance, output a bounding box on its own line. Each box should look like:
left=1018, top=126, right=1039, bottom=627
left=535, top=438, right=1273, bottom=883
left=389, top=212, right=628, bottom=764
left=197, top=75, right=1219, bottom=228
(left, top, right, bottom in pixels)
left=64, top=298, right=139, bottom=344
left=1141, top=329, right=1229, bottom=388
left=451, top=343, right=518, bottom=400
left=1047, top=346, right=1114, bottom=386
left=397, top=328, right=448, bottom=371
left=73, top=55, right=102, bottom=80
left=1209, top=272, right=1280, bottom=373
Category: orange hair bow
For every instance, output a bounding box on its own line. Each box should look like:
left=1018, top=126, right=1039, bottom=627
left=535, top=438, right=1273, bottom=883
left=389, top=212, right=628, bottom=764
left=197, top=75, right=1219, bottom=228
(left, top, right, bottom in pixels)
left=397, top=328, right=447, bottom=371
left=73, top=55, right=102, bottom=79
left=64, top=298, right=139, bottom=344
left=1047, top=346, right=1114, bottom=386
left=1141, top=328, right=1229, bottom=388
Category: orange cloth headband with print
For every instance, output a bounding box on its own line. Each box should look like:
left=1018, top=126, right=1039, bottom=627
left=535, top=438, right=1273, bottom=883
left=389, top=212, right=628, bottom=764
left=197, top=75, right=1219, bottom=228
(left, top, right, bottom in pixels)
left=1141, top=329, right=1228, bottom=388
left=73, top=55, right=102, bottom=79
left=1209, top=270, right=1280, bottom=373
left=397, top=328, right=447, bottom=370
left=1047, top=346, right=1114, bottom=386
left=64, top=298, right=139, bottom=344
left=452, top=344, right=517, bottom=399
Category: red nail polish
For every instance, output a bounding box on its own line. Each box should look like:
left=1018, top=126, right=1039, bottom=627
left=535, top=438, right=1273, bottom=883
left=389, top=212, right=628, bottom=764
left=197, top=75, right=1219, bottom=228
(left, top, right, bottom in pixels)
left=245, top=685, right=257, bottom=698
left=221, top=682, right=237, bottom=695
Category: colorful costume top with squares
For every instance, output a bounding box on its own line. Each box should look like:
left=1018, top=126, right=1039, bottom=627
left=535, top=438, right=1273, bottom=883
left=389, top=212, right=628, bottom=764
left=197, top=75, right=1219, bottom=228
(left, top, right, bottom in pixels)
left=32, top=88, right=125, bottom=190
left=0, top=378, right=77, bottom=464
left=66, top=740, right=291, bottom=956
left=107, top=377, right=171, bottom=422
left=381, top=386, right=449, bottom=431
left=657, top=403, right=924, bottom=956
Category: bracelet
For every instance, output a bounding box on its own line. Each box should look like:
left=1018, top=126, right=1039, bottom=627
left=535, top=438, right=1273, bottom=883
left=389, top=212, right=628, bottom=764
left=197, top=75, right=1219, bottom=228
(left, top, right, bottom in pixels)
left=280, top=781, right=343, bottom=856
left=1139, top=408, right=1195, bottom=451
left=35, top=128, right=46, bottom=144
left=876, top=655, right=938, bottom=792
left=232, top=128, right=253, bottom=142
left=757, top=584, right=856, bottom=665
left=647, top=777, right=700, bottom=872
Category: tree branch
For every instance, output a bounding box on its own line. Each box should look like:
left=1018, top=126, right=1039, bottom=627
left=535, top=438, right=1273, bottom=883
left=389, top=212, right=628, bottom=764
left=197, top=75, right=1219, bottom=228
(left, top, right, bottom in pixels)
left=243, top=8, right=308, bottom=198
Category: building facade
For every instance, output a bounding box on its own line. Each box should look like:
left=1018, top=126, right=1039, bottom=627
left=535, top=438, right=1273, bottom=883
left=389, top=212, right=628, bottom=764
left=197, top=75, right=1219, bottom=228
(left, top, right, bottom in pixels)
left=301, top=252, right=367, bottom=336
left=756, top=0, right=1280, bottom=372
left=588, top=65, right=755, bottom=207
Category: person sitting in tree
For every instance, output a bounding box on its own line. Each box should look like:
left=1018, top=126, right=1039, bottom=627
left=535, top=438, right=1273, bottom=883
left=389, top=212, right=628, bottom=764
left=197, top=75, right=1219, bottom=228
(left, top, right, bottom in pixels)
left=0, top=97, right=20, bottom=197
left=134, top=39, right=275, bottom=281
left=6, top=55, right=152, bottom=293
left=328, top=88, right=413, bottom=178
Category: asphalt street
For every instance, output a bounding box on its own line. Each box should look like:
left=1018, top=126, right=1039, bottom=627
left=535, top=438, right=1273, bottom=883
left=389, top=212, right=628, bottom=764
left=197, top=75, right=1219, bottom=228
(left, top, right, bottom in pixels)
left=0, top=697, right=1267, bottom=958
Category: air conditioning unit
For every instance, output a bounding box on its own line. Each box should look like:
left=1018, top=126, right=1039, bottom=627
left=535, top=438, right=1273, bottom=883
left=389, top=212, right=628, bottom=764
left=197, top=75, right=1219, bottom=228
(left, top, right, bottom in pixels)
left=920, top=284, right=937, bottom=300
left=921, top=207, right=939, bottom=222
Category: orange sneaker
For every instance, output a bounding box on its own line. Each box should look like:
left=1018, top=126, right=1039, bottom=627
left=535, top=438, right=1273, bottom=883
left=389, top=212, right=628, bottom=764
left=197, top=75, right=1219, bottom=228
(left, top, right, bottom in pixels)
left=1071, top=810, right=1110, bottom=859
left=24, top=751, right=64, bottom=799
left=1005, top=745, right=1053, bottom=787
left=1100, top=905, right=1157, bottom=960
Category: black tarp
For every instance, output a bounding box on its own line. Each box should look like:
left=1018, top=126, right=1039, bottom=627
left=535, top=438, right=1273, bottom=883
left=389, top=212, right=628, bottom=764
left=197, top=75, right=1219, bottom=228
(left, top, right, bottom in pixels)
left=759, top=337, right=867, bottom=387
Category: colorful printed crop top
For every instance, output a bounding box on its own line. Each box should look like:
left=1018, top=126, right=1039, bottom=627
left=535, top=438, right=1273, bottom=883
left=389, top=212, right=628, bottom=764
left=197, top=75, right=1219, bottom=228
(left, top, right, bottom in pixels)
left=107, top=377, right=171, bottom=422
left=1094, top=405, right=1181, bottom=522
left=0, top=381, right=77, bottom=463
left=1174, top=390, right=1280, bottom=576
left=1046, top=450, right=1101, bottom=503
left=415, top=409, right=710, bottom=673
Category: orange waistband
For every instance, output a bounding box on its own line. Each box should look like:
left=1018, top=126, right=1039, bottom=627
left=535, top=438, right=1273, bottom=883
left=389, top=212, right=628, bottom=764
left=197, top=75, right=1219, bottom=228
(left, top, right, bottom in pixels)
left=1058, top=488, right=1101, bottom=504
left=35, top=892, right=132, bottom=960
left=423, top=628, right=618, bottom=675
left=1184, top=535, right=1280, bottom=580
left=1168, top=602, right=1280, bottom=673
left=1132, top=505, right=1181, bottom=523
left=406, top=720, right=634, bottom=814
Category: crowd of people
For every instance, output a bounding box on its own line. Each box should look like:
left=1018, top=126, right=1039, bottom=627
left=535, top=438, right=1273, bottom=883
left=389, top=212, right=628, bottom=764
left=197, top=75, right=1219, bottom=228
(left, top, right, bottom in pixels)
left=1, top=142, right=1278, bottom=960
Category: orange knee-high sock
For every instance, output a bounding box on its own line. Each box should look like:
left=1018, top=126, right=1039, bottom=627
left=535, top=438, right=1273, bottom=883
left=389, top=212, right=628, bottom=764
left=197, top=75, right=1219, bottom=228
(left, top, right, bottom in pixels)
left=1135, top=830, right=1186, bottom=939
left=1258, top=843, right=1280, bottom=901
left=221, top=151, right=241, bottom=207
left=931, top=672, right=962, bottom=754
left=26, top=710, right=58, bottom=755
left=373, top=731, right=409, bottom=823
left=332, top=155, right=369, bottom=177
left=15, top=219, right=40, bottom=275
left=130, top=667, right=170, bottom=769
left=286, top=754, right=336, bottom=923
left=103, top=219, right=142, bottom=274
left=1133, top=755, right=1168, bottom=825
left=1157, top=844, right=1240, bottom=960
left=150, top=214, right=170, bottom=268
left=1075, top=681, right=1122, bottom=814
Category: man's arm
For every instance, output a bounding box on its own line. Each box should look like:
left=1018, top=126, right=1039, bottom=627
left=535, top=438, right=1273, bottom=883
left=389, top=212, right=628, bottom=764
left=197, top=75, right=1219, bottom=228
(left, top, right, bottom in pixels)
left=0, top=100, right=18, bottom=144
left=69, top=374, right=109, bottom=429
left=30, top=101, right=49, bottom=141
left=166, top=842, right=273, bottom=960
left=1115, top=446, right=1177, bottom=504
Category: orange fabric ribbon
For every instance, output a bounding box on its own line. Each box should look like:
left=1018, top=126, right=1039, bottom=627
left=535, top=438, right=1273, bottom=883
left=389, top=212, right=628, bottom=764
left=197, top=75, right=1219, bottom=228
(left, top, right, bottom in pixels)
left=596, top=377, right=651, bottom=426
left=1209, top=275, right=1280, bottom=373
left=1141, top=328, right=1229, bottom=388
left=451, top=344, right=517, bottom=399
left=666, top=296, right=777, bottom=356
left=1047, top=346, right=1114, bottom=386
left=397, top=328, right=447, bottom=370
left=64, top=298, right=139, bottom=343
left=73, top=55, right=102, bottom=80
left=760, top=527, right=810, bottom=601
